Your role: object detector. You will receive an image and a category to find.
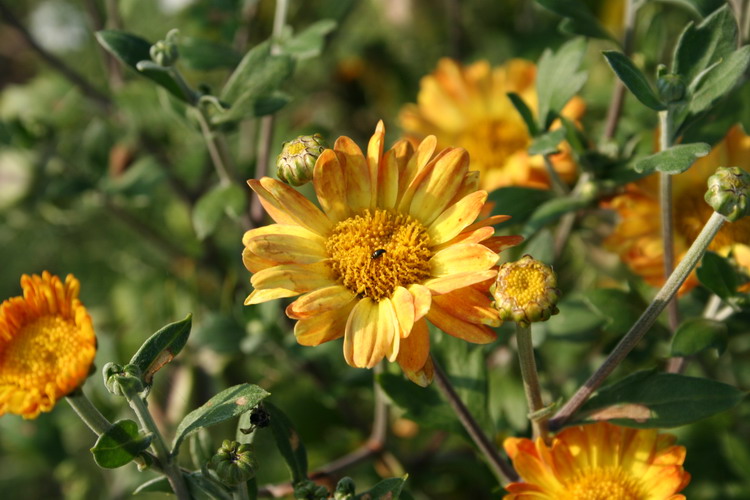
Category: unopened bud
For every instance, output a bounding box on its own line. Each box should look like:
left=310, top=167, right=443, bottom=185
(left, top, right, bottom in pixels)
left=705, top=166, right=750, bottom=222
left=209, top=440, right=257, bottom=486
left=656, top=74, right=686, bottom=103
left=492, top=255, right=561, bottom=327
left=294, top=480, right=329, bottom=500
left=103, top=362, right=144, bottom=396
left=334, top=477, right=356, bottom=500
left=150, top=29, right=180, bottom=67
left=276, top=134, right=327, bottom=186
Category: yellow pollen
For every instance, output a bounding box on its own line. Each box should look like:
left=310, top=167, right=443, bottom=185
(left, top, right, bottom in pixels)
left=566, top=466, right=645, bottom=500
left=502, top=265, right=547, bottom=307
left=325, top=209, right=432, bottom=301
left=287, top=142, right=307, bottom=155
left=0, top=316, right=90, bottom=391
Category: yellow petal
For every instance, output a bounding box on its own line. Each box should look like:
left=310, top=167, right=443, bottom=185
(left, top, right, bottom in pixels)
left=396, top=318, right=430, bottom=373
left=313, top=149, right=350, bottom=223
left=250, top=262, right=335, bottom=294
left=427, top=302, right=496, bottom=343
left=242, top=224, right=323, bottom=247
left=244, top=288, right=300, bottom=305
left=432, top=288, right=500, bottom=327
left=367, top=120, right=386, bottom=203
left=294, top=305, right=352, bottom=346
left=391, top=286, right=415, bottom=338
left=242, top=247, right=276, bottom=273
left=430, top=243, right=499, bottom=276
left=335, top=136, right=372, bottom=212
left=408, top=148, right=470, bottom=225
left=433, top=226, right=494, bottom=252
left=399, top=134, right=436, bottom=191
left=286, top=285, right=357, bottom=320
left=378, top=141, right=410, bottom=209
left=249, top=178, right=331, bottom=235
left=397, top=147, right=453, bottom=213
left=423, top=269, right=498, bottom=294
left=343, top=298, right=395, bottom=368
left=408, top=283, right=432, bottom=322
left=428, top=191, right=488, bottom=245
left=245, top=233, right=327, bottom=265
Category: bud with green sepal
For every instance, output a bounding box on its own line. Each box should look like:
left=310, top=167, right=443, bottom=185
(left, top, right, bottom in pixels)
left=491, top=255, right=561, bottom=328
left=334, top=477, right=356, bottom=500
left=656, top=74, right=686, bottom=104
left=150, top=29, right=180, bottom=67
left=705, top=166, right=750, bottom=222
left=276, top=134, right=327, bottom=186
left=294, top=479, right=329, bottom=500
left=102, top=362, right=145, bottom=397
left=209, top=440, right=258, bottom=486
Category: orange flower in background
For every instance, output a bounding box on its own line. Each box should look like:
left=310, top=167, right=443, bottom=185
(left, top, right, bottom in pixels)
left=504, top=422, right=691, bottom=499
left=606, top=125, right=750, bottom=294
left=243, top=121, right=521, bottom=385
left=399, top=58, right=585, bottom=192
left=0, top=272, right=96, bottom=419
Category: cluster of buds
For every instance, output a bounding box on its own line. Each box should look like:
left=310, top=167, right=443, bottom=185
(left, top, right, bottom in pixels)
left=276, top=134, right=327, bottom=186
left=209, top=440, right=257, bottom=486
left=102, top=362, right=144, bottom=397
left=294, top=479, right=330, bottom=500
left=705, top=166, right=750, bottom=222
left=150, top=29, right=180, bottom=67
left=492, top=255, right=561, bottom=327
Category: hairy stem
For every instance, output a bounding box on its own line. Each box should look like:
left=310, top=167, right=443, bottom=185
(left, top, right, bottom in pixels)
left=515, top=325, right=549, bottom=443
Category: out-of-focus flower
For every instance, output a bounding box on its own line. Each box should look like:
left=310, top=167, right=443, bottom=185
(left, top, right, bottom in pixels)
left=503, top=422, right=691, bottom=499
left=243, top=121, right=522, bottom=385
left=605, top=125, right=750, bottom=294
left=492, top=255, right=560, bottom=327
left=0, top=272, right=96, bottom=419
left=399, top=58, right=585, bottom=191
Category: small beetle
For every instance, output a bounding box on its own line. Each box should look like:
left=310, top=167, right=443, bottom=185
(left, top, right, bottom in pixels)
left=371, top=249, right=387, bottom=259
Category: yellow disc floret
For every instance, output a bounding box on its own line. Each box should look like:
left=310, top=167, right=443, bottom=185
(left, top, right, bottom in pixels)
left=493, top=254, right=560, bottom=327
left=567, top=467, right=644, bottom=500
left=326, top=209, right=432, bottom=301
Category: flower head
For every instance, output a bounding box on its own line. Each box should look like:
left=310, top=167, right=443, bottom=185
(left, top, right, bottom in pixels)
left=276, top=133, right=328, bottom=187
left=492, top=255, right=560, bottom=327
left=244, top=121, right=522, bottom=385
left=399, top=58, right=585, bottom=191
left=705, top=166, right=750, bottom=222
left=503, top=422, right=691, bottom=499
left=606, top=125, right=750, bottom=294
left=0, top=272, right=96, bottom=419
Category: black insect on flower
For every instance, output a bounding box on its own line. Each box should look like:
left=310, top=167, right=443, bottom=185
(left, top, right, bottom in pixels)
left=371, top=249, right=387, bottom=259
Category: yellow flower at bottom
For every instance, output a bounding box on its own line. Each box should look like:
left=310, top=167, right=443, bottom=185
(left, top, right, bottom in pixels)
left=0, top=272, right=96, bottom=419
left=606, top=125, right=750, bottom=294
left=503, top=422, right=691, bottom=499
left=398, top=58, right=585, bottom=191
left=243, top=121, right=522, bottom=385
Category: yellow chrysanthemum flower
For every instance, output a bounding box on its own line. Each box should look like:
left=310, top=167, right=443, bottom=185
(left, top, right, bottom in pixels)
left=243, top=121, right=522, bottom=385
left=0, top=272, right=96, bottom=419
left=399, top=58, right=585, bottom=192
left=503, top=422, right=691, bottom=499
left=606, top=125, right=750, bottom=294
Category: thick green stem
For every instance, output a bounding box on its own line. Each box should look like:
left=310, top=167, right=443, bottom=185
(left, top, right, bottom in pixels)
left=235, top=481, right=250, bottom=500
left=549, top=211, right=726, bottom=429
left=66, top=390, right=113, bottom=435
left=515, top=325, right=549, bottom=443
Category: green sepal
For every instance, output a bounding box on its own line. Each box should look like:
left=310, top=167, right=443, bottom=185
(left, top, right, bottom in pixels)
left=91, top=419, right=152, bottom=469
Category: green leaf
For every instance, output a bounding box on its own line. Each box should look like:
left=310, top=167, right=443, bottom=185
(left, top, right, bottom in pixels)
left=633, top=142, right=711, bottom=174
left=488, top=187, right=554, bottom=225
left=657, top=0, right=726, bottom=17
left=582, top=289, right=648, bottom=337
left=522, top=196, right=589, bottom=239
left=721, top=433, right=750, bottom=487
left=264, top=401, right=308, bottom=484
left=528, top=128, right=567, bottom=156
left=91, top=420, right=152, bottom=469
left=221, top=42, right=272, bottom=102
left=192, top=184, right=247, bottom=240
left=689, top=46, right=750, bottom=115
left=280, top=19, right=337, bottom=60
left=130, top=314, right=192, bottom=384
left=672, top=5, right=738, bottom=88
left=536, top=0, right=615, bottom=42
left=602, top=51, right=665, bottom=111
left=697, top=251, right=739, bottom=299
left=353, top=475, right=408, bottom=500
left=134, top=477, right=172, bottom=494
left=576, top=370, right=746, bottom=428
left=189, top=429, right=214, bottom=470
left=172, top=384, right=270, bottom=453
left=179, top=36, right=242, bottom=71
left=536, top=38, right=588, bottom=130
left=670, top=318, right=728, bottom=357
left=95, top=30, right=192, bottom=102
left=543, top=295, right=607, bottom=341
left=507, top=92, right=539, bottom=137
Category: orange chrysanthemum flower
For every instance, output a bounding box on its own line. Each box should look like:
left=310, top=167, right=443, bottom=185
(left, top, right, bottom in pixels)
left=606, top=125, right=750, bottom=294
left=399, top=58, right=585, bottom=192
left=243, top=121, right=521, bottom=385
left=504, top=422, right=691, bottom=499
left=0, top=272, right=96, bottom=419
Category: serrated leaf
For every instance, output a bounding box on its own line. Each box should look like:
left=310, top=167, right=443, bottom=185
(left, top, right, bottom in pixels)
left=488, top=187, right=554, bottom=225
left=576, top=370, right=745, bottom=428
left=522, top=195, right=589, bottom=239
left=91, top=420, right=152, bottom=469
left=507, top=92, right=539, bottom=137
left=633, top=143, right=711, bottom=174
left=280, top=19, right=337, bottom=60
left=95, top=30, right=192, bottom=102
left=670, top=318, right=728, bottom=357
left=537, top=38, right=588, bottom=130
left=179, top=36, right=242, bottom=71
left=602, top=51, right=665, bottom=111
left=353, top=475, right=408, bottom=500
left=536, top=0, right=616, bottom=42
left=192, top=184, right=246, bottom=239
left=264, top=402, right=308, bottom=484
left=172, top=384, right=270, bottom=453
left=689, top=46, right=750, bottom=115
left=528, top=128, right=567, bottom=156
left=130, top=314, right=192, bottom=384
left=697, top=251, right=739, bottom=299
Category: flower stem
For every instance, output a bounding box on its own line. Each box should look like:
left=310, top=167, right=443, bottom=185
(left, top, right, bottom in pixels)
left=542, top=155, right=569, bottom=195
left=432, top=358, right=518, bottom=485
left=235, top=481, right=250, bottom=500
left=515, top=325, right=549, bottom=444
left=549, top=211, right=726, bottom=430
left=66, top=390, right=113, bottom=435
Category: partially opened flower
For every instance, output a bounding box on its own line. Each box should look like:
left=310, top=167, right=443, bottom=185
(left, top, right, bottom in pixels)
left=399, top=58, right=585, bottom=191
left=503, top=422, right=691, bottom=499
left=606, top=125, right=750, bottom=294
left=243, top=121, right=521, bottom=385
left=0, top=272, right=97, bottom=419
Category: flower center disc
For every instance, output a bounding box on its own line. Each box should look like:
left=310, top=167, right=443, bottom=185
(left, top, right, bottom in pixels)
left=326, top=209, right=432, bottom=301
left=567, top=466, right=644, bottom=500
left=501, top=265, right=547, bottom=307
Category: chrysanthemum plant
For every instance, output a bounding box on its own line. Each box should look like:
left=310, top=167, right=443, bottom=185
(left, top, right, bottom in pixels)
left=4, top=0, right=750, bottom=498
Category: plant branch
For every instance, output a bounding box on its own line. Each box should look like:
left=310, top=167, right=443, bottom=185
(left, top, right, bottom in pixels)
left=515, top=325, right=549, bottom=443
left=602, top=0, right=637, bottom=140
left=549, top=211, right=726, bottom=430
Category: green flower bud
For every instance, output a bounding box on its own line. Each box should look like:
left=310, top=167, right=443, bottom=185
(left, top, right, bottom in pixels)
left=276, top=134, right=327, bottom=186
left=656, top=74, right=686, bottom=103
left=294, top=479, right=329, bottom=500
left=492, top=255, right=561, bottom=327
left=705, top=166, right=750, bottom=222
left=209, top=440, right=257, bottom=486
left=102, top=362, right=144, bottom=396
left=150, top=29, right=180, bottom=67
left=334, top=477, right=356, bottom=500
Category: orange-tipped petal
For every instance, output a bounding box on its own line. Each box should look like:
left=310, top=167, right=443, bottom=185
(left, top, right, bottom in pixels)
left=286, top=285, right=357, bottom=320
left=294, top=305, right=352, bottom=346
left=408, top=148, right=470, bottom=225
left=391, top=286, right=415, bottom=338
left=343, top=298, right=396, bottom=368
left=245, top=233, right=327, bottom=266
left=335, top=136, right=372, bottom=212
left=367, top=120, right=386, bottom=202
left=249, top=178, right=331, bottom=235
left=426, top=301, right=497, bottom=343
left=408, top=284, right=432, bottom=322
left=423, top=270, right=497, bottom=294
left=396, top=318, right=430, bottom=373
left=428, top=191, right=488, bottom=245
left=429, top=243, right=499, bottom=276
left=313, top=149, right=350, bottom=223
left=250, top=262, right=336, bottom=295
left=432, top=287, right=500, bottom=327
